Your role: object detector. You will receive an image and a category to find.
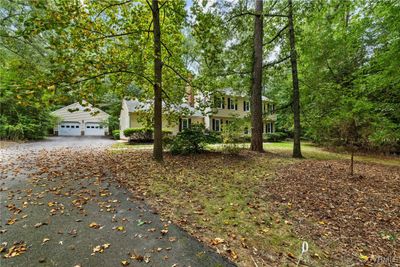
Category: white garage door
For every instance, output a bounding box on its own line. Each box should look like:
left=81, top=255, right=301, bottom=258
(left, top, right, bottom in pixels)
left=85, top=122, right=105, bottom=136
left=59, top=122, right=81, bottom=136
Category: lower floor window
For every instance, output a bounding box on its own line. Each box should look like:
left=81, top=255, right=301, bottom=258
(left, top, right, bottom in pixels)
left=265, top=122, right=274, bottom=133
left=182, top=118, right=189, bottom=130
left=212, top=118, right=221, bottom=132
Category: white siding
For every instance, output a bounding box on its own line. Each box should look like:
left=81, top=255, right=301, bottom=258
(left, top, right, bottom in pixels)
left=51, top=102, right=110, bottom=135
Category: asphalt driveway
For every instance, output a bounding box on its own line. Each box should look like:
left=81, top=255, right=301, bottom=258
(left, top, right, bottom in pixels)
left=0, top=137, right=235, bottom=266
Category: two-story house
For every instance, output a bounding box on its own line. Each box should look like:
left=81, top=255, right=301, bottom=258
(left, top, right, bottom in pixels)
left=119, top=88, right=276, bottom=139
left=202, top=88, right=276, bottom=134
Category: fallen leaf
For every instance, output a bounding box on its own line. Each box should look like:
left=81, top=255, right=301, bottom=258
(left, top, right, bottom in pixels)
left=160, top=229, right=168, bottom=235
left=116, top=226, right=125, bottom=231
left=34, top=222, right=48, bottom=228
left=4, top=242, right=27, bottom=258
left=130, top=253, right=144, bottom=261
left=121, top=260, right=130, bottom=266
left=211, top=237, right=225, bottom=245
left=287, top=252, right=296, bottom=259
left=6, top=218, right=16, bottom=225
left=89, top=222, right=101, bottom=229
left=359, top=254, right=369, bottom=261
left=42, top=238, right=50, bottom=244
left=229, top=249, right=238, bottom=260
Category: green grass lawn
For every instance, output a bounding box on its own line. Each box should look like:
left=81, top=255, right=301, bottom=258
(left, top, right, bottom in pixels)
left=111, top=140, right=399, bottom=266
left=111, top=140, right=400, bottom=166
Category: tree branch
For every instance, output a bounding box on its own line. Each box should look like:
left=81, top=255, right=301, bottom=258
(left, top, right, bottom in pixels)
left=145, top=0, right=153, bottom=12
left=227, top=12, right=256, bottom=22
left=264, top=13, right=288, bottom=18
left=163, top=63, right=190, bottom=84
left=92, top=30, right=150, bottom=41
left=160, top=40, right=172, bottom=57
left=263, top=55, right=290, bottom=68
left=159, top=1, right=168, bottom=10
left=263, top=24, right=288, bottom=46
left=0, top=42, right=27, bottom=60
left=94, top=0, right=133, bottom=20
left=62, top=69, right=154, bottom=87
left=147, top=18, right=153, bottom=39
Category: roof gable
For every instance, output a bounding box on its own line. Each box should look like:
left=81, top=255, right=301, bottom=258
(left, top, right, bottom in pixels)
left=51, top=101, right=110, bottom=121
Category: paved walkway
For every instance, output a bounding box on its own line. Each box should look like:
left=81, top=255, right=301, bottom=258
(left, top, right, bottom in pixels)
left=0, top=137, right=235, bottom=266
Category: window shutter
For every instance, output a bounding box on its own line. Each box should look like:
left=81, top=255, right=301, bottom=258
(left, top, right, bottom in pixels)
left=189, top=118, right=192, bottom=128
left=179, top=118, right=182, bottom=132
left=235, top=100, right=238, bottom=110
left=243, top=101, right=246, bottom=111
left=212, top=119, right=215, bottom=131
left=227, top=98, right=230, bottom=109
left=222, top=97, right=225, bottom=109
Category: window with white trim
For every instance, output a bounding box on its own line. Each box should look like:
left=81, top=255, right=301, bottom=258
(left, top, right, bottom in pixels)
left=214, top=97, right=224, bottom=109
left=181, top=118, right=190, bottom=130
left=265, top=122, right=274, bottom=133
left=212, top=118, right=221, bottom=132
left=243, top=101, right=250, bottom=111
left=267, top=103, right=275, bottom=113
left=227, top=98, right=238, bottom=110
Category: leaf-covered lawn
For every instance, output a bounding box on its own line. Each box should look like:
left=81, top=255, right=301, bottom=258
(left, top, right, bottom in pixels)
left=109, top=143, right=399, bottom=266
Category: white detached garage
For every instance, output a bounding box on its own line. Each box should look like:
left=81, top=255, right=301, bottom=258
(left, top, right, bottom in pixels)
left=51, top=102, right=110, bottom=136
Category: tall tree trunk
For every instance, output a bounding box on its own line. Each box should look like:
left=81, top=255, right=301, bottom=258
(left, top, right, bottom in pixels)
left=288, top=0, right=302, bottom=158
left=250, top=0, right=264, bottom=153
left=152, top=0, right=163, bottom=161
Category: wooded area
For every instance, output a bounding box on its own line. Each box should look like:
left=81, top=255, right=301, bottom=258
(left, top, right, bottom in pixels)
left=1, top=0, right=399, bottom=156
left=1, top=1, right=399, bottom=266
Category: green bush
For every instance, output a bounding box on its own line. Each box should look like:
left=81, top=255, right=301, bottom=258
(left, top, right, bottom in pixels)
left=162, top=129, right=173, bottom=136
left=0, top=113, right=56, bottom=140
left=263, top=132, right=287, bottom=142
left=166, top=124, right=212, bottom=154
left=221, top=118, right=247, bottom=154
left=123, top=127, right=153, bottom=143
left=205, top=130, right=222, bottom=144
left=112, top=130, right=120, bottom=140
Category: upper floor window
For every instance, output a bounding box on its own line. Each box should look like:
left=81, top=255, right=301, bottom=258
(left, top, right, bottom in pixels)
left=264, top=103, right=274, bottom=113
left=243, top=101, right=250, bottom=112
left=227, top=98, right=238, bottom=110
left=214, top=97, right=225, bottom=109
left=268, top=103, right=275, bottom=113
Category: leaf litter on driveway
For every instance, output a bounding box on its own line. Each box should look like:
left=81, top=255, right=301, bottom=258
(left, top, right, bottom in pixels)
left=0, top=141, right=235, bottom=266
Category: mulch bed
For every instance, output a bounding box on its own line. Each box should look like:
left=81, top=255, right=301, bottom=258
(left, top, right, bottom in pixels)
left=265, top=160, right=400, bottom=266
